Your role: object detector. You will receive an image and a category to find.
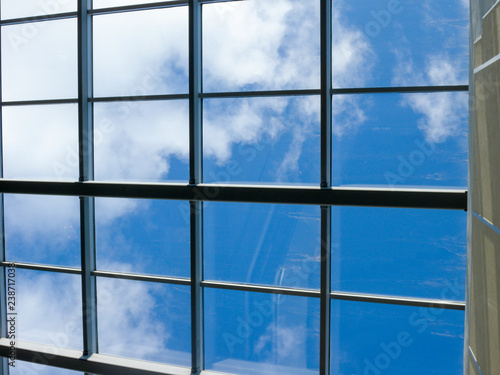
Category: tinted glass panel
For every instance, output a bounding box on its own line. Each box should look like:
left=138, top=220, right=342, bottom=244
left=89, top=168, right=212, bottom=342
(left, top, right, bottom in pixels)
left=332, top=0, right=469, bottom=88
left=1, top=19, right=77, bottom=101
left=97, top=278, right=191, bottom=366
left=5, top=194, right=80, bottom=267
left=93, top=7, right=188, bottom=97
left=15, top=270, right=82, bottom=350
left=331, top=300, right=464, bottom=375
left=203, top=0, right=320, bottom=92
left=332, top=92, right=468, bottom=188
left=96, top=198, right=190, bottom=277
left=205, top=289, right=320, bottom=375
left=1, top=0, right=76, bottom=20
left=94, top=100, right=189, bottom=182
left=2, top=104, right=78, bottom=180
left=332, top=207, right=467, bottom=300
left=204, top=96, right=320, bottom=184
left=205, top=203, right=321, bottom=289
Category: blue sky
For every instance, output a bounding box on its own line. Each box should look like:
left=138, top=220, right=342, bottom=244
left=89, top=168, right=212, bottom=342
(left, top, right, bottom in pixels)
left=0, top=0, right=469, bottom=374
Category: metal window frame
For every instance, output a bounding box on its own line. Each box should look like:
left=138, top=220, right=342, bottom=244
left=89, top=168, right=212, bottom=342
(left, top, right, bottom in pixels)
left=0, top=1, right=469, bottom=375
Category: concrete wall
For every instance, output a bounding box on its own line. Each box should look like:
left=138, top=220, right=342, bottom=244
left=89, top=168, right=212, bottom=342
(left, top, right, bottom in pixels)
left=468, top=0, right=500, bottom=373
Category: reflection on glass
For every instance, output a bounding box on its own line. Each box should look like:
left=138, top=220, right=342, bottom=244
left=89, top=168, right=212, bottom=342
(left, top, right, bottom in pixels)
left=1, top=0, right=76, bottom=20
left=331, top=207, right=467, bottom=300
left=96, top=198, right=190, bottom=277
left=203, top=0, right=320, bottom=92
left=204, top=203, right=321, bottom=289
left=205, top=289, right=319, bottom=375
left=332, top=0, right=469, bottom=88
left=97, top=278, right=191, bottom=366
left=94, top=100, right=189, bottom=182
left=1, top=19, right=77, bottom=101
left=332, top=93, right=468, bottom=187
left=204, top=96, right=320, bottom=184
left=2, top=104, right=79, bottom=181
left=93, top=7, right=188, bottom=97
left=5, top=194, right=80, bottom=267
left=16, top=270, right=82, bottom=350
left=330, top=300, right=464, bottom=375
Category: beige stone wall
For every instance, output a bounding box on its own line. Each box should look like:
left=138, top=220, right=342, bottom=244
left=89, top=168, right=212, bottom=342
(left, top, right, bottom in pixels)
left=469, top=1, right=500, bottom=374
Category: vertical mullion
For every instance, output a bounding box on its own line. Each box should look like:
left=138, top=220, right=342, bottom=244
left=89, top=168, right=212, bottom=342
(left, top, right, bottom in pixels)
left=320, top=1, right=333, bottom=375
left=78, top=0, right=97, bottom=357
left=0, top=8, right=9, bottom=373
left=321, top=0, right=332, bottom=188
left=189, top=1, right=204, bottom=374
left=189, top=0, right=203, bottom=186
left=190, top=201, right=204, bottom=375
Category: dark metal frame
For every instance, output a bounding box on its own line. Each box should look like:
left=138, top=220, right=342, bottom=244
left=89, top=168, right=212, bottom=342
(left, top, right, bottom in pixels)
left=0, top=1, right=468, bottom=375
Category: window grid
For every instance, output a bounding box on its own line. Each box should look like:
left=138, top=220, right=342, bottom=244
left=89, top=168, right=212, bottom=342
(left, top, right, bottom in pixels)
left=0, top=1, right=468, bottom=375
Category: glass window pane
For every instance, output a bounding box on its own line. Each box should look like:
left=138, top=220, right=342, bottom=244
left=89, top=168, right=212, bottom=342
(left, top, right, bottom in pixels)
left=204, top=96, right=320, bottom=185
left=204, top=203, right=321, bottom=289
left=205, top=289, right=319, bottom=375
left=331, top=300, right=464, bottom=375
left=332, top=207, right=467, bottom=300
left=14, top=270, right=82, bottom=350
left=94, top=100, right=189, bottom=182
left=203, top=0, right=320, bottom=92
left=1, top=19, right=77, bottom=101
left=2, top=104, right=79, bottom=181
left=5, top=194, right=80, bottom=267
left=97, top=278, right=191, bottom=366
left=332, top=92, right=468, bottom=188
left=96, top=198, right=190, bottom=277
left=93, top=7, right=188, bottom=97
left=332, top=0, right=469, bottom=88
left=93, top=0, right=176, bottom=8
left=1, top=0, right=76, bottom=20
left=11, top=362, right=83, bottom=375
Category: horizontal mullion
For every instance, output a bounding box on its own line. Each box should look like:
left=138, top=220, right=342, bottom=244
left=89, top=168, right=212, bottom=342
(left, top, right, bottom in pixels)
left=1, top=98, right=79, bottom=107
left=90, top=94, right=189, bottom=103
left=200, top=89, right=321, bottom=99
left=0, top=180, right=467, bottom=210
left=202, top=280, right=320, bottom=298
left=331, top=291, right=466, bottom=311
left=332, top=85, right=469, bottom=95
left=89, top=0, right=188, bottom=15
left=0, top=261, right=81, bottom=275
left=0, top=12, right=78, bottom=26
left=0, top=339, right=190, bottom=375
left=93, top=270, right=190, bottom=285
left=202, top=280, right=465, bottom=310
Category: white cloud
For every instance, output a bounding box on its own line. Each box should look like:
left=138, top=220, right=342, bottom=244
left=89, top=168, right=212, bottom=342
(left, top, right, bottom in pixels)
left=1, top=18, right=77, bottom=101
left=331, top=4, right=374, bottom=136
left=393, top=54, right=468, bottom=143
left=203, top=0, right=318, bottom=91
left=17, top=272, right=82, bottom=349
left=93, top=7, right=188, bottom=97
left=1, top=0, right=75, bottom=21
left=94, top=100, right=189, bottom=182
left=3, top=104, right=79, bottom=181
left=4, top=194, right=79, bottom=249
